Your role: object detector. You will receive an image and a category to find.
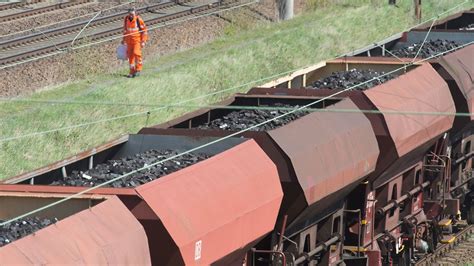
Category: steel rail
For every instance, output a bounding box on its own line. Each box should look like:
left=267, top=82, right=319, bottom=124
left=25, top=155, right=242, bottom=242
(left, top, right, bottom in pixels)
left=0, top=0, right=91, bottom=23
left=0, top=0, right=42, bottom=12
left=0, top=1, right=177, bottom=49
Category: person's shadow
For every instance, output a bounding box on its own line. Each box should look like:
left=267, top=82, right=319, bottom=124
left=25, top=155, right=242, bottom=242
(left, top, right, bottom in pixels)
left=109, top=73, right=130, bottom=78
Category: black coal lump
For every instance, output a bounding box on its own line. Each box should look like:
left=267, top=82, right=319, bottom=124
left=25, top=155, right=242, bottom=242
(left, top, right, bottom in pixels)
left=388, top=39, right=462, bottom=58
left=459, top=24, right=473, bottom=30
left=197, top=103, right=310, bottom=131
left=310, top=68, right=397, bottom=90
left=49, top=149, right=210, bottom=188
left=0, top=217, right=57, bottom=247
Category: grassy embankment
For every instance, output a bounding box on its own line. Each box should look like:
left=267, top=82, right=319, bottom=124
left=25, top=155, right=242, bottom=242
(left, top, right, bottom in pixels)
left=0, top=0, right=470, bottom=179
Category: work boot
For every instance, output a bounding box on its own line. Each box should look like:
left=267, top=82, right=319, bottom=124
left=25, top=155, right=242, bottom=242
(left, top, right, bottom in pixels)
left=127, top=74, right=135, bottom=78
left=134, top=71, right=141, bottom=77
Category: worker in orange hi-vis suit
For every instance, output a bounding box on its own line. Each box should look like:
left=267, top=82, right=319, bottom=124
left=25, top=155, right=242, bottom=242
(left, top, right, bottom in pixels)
left=122, top=8, right=148, bottom=78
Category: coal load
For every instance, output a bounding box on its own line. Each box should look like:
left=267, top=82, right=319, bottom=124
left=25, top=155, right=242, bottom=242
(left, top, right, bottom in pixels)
left=311, top=69, right=396, bottom=90
left=0, top=217, right=57, bottom=247
left=389, top=39, right=462, bottom=58
left=197, top=104, right=309, bottom=131
left=460, top=24, right=474, bottom=30
left=50, top=149, right=210, bottom=188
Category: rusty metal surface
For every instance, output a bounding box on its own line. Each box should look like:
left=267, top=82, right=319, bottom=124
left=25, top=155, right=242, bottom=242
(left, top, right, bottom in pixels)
left=135, top=140, right=283, bottom=265
left=439, top=44, right=474, bottom=120
left=364, top=63, right=455, bottom=157
left=0, top=196, right=151, bottom=265
left=268, top=98, right=379, bottom=205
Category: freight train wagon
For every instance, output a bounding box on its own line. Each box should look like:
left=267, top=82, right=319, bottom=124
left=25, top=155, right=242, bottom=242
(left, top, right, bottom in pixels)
left=0, top=133, right=285, bottom=265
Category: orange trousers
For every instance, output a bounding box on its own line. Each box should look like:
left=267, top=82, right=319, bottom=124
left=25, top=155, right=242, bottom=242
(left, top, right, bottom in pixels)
left=127, top=42, right=143, bottom=74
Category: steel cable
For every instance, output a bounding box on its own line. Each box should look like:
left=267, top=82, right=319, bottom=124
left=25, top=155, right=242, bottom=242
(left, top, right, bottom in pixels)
left=1, top=100, right=474, bottom=118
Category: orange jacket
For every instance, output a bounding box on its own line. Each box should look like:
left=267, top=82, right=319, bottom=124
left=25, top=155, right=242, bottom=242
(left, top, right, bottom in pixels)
left=123, top=15, right=148, bottom=44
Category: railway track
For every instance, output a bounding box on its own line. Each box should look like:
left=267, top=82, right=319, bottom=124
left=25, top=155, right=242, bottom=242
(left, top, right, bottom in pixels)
left=415, top=225, right=474, bottom=266
left=0, top=0, right=92, bottom=23
left=0, top=0, right=42, bottom=12
left=0, top=0, right=178, bottom=49
left=0, top=0, right=245, bottom=67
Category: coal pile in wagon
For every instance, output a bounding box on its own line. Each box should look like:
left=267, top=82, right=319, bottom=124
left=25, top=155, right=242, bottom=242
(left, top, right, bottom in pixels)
left=0, top=217, right=57, bottom=247
left=50, top=149, right=210, bottom=188
left=389, top=39, right=462, bottom=58
left=460, top=24, right=474, bottom=30
left=197, top=104, right=310, bottom=131
left=311, top=69, right=397, bottom=90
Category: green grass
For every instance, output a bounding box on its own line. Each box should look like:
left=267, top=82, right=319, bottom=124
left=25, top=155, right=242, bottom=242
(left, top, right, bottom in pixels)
left=0, top=0, right=471, bottom=179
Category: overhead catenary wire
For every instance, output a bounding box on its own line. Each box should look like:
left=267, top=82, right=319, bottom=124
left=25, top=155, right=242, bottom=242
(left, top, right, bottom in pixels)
left=379, top=43, right=405, bottom=62
left=411, top=16, right=438, bottom=63
left=0, top=41, right=468, bottom=227
left=70, top=9, right=103, bottom=47
left=1, top=99, right=474, bottom=118
left=0, top=0, right=259, bottom=70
